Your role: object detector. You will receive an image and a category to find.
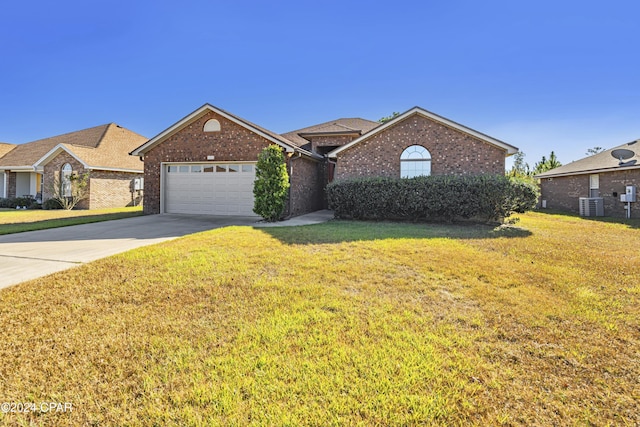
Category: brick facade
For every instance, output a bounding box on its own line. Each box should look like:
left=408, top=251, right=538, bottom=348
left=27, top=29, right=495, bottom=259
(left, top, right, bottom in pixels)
left=142, top=111, right=324, bottom=216
left=6, top=172, right=16, bottom=198
left=540, top=169, right=640, bottom=218
left=89, top=170, right=142, bottom=209
left=43, top=152, right=90, bottom=209
left=43, top=152, right=142, bottom=209
left=334, top=114, right=506, bottom=180
left=288, top=156, right=324, bottom=217
left=310, top=135, right=356, bottom=152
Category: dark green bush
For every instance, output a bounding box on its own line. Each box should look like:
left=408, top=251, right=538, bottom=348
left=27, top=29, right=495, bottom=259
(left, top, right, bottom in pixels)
left=0, top=197, right=36, bottom=209
left=327, top=175, right=538, bottom=222
left=253, top=145, right=290, bottom=221
left=42, top=198, right=63, bottom=210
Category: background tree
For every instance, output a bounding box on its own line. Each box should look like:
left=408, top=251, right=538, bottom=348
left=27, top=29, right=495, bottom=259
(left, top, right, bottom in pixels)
left=507, top=151, right=531, bottom=178
left=45, top=171, right=90, bottom=210
left=533, top=151, right=562, bottom=175
left=586, top=146, right=605, bottom=156
left=253, top=145, right=290, bottom=221
left=378, top=112, right=401, bottom=124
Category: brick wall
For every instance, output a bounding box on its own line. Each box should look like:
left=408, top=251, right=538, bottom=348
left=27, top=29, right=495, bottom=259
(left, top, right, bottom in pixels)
left=288, top=156, right=324, bottom=217
left=6, top=172, right=16, bottom=198
left=540, top=169, right=640, bottom=218
left=311, top=135, right=356, bottom=151
left=142, top=110, right=321, bottom=216
left=43, top=152, right=89, bottom=209
left=89, top=170, right=143, bottom=209
left=334, top=113, right=506, bottom=180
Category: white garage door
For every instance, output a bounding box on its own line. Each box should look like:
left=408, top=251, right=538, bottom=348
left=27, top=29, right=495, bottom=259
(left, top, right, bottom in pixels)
left=164, top=163, right=258, bottom=216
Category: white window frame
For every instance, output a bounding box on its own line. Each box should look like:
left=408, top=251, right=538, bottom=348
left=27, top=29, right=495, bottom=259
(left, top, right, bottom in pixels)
left=400, top=145, right=431, bottom=178
left=589, top=174, right=599, bottom=197
left=61, top=163, right=72, bottom=197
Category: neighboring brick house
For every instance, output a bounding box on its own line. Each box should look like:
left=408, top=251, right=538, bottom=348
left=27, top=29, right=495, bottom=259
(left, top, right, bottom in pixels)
left=536, top=140, right=640, bottom=218
left=131, top=104, right=517, bottom=217
left=0, top=124, right=146, bottom=209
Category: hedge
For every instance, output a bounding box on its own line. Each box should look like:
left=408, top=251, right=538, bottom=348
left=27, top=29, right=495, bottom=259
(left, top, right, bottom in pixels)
left=326, top=175, right=539, bottom=222
left=0, top=197, right=41, bottom=209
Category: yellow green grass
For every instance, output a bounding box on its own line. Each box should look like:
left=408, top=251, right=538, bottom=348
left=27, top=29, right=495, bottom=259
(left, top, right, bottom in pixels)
left=0, top=206, right=143, bottom=235
left=0, top=212, right=638, bottom=425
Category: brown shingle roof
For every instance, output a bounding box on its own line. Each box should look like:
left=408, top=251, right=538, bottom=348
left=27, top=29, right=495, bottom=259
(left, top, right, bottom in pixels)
left=0, top=143, right=16, bottom=159
left=0, top=124, right=147, bottom=171
left=282, top=118, right=381, bottom=146
left=536, top=139, right=640, bottom=178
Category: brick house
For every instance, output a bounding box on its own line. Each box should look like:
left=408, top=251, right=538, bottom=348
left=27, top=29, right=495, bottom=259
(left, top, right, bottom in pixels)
left=0, top=124, right=146, bottom=209
left=536, top=140, right=640, bottom=218
left=131, top=104, right=518, bottom=217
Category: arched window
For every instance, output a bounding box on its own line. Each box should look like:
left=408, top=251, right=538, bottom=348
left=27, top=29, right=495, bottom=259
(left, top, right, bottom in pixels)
left=203, top=119, right=221, bottom=132
left=61, top=163, right=72, bottom=197
left=400, top=145, right=431, bottom=178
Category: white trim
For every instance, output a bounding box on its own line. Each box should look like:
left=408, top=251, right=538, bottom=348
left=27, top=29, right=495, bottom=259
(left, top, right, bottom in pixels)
left=131, top=104, right=295, bottom=156
left=327, top=106, right=518, bottom=158
left=34, top=144, right=89, bottom=169
left=1, top=171, right=6, bottom=198
left=0, top=166, right=36, bottom=171
left=160, top=162, right=166, bottom=214
left=536, top=164, right=640, bottom=179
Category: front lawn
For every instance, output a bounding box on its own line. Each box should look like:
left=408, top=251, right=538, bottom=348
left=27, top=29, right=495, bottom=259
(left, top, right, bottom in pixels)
left=0, top=206, right=143, bottom=235
left=0, top=212, right=638, bottom=425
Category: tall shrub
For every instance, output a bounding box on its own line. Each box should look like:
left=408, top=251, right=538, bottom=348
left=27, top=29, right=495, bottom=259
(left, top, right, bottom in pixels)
left=253, top=145, right=290, bottom=221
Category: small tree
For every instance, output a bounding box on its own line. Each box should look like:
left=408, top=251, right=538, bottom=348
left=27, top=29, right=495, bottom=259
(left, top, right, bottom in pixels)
left=46, top=171, right=90, bottom=210
left=507, top=151, right=531, bottom=178
left=253, top=145, right=290, bottom=221
left=533, top=151, right=562, bottom=175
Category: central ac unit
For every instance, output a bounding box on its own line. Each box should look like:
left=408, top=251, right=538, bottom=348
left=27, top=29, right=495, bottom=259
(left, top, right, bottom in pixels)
left=579, top=197, right=604, bottom=217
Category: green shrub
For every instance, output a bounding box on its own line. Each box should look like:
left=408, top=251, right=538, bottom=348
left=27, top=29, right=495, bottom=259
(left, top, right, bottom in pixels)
left=42, top=198, right=63, bottom=210
left=253, top=145, right=290, bottom=221
left=0, top=197, right=35, bottom=209
left=327, top=175, right=538, bottom=223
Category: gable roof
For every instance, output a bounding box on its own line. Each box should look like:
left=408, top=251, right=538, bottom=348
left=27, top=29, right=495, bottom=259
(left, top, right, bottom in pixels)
left=536, top=140, right=640, bottom=178
left=0, top=143, right=16, bottom=159
left=327, top=106, right=518, bottom=158
left=0, top=124, right=146, bottom=172
left=282, top=118, right=380, bottom=146
left=130, top=104, right=322, bottom=160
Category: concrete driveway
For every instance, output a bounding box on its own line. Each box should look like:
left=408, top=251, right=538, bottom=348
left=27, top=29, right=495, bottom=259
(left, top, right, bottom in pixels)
left=0, top=214, right=259, bottom=290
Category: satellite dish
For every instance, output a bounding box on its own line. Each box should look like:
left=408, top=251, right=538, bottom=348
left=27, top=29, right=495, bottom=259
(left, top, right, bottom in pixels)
left=611, top=148, right=636, bottom=165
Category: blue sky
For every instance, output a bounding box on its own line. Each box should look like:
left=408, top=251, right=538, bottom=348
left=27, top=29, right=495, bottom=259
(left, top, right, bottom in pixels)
left=1, top=0, right=638, bottom=168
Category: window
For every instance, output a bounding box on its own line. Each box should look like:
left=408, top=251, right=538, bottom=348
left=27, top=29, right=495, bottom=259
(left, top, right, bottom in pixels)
left=241, top=164, right=253, bottom=173
left=61, top=163, right=72, bottom=197
left=590, top=174, right=600, bottom=197
left=400, top=145, right=431, bottom=178
left=203, top=119, right=221, bottom=132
